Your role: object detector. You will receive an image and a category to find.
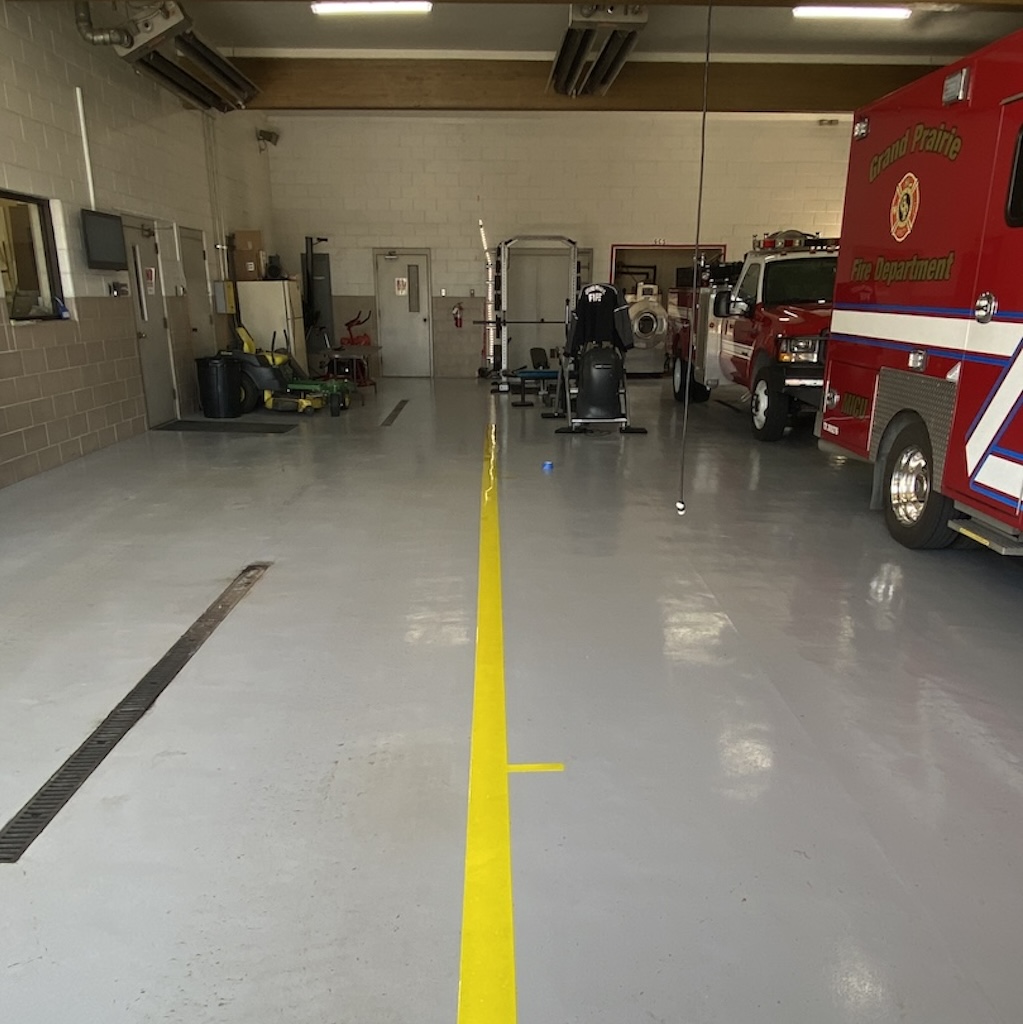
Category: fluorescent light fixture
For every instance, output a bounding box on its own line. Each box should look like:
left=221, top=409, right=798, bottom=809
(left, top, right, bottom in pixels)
left=312, top=1, right=432, bottom=12
left=793, top=6, right=912, bottom=18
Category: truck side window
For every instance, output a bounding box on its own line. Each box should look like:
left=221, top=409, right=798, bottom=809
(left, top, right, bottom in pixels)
left=1006, top=126, right=1023, bottom=227
left=736, top=264, right=760, bottom=306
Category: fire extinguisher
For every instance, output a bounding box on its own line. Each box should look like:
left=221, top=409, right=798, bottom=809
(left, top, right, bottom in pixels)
left=451, top=302, right=464, bottom=329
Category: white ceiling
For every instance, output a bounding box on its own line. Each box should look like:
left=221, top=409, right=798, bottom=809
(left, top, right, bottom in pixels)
left=186, top=2, right=1023, bottom=64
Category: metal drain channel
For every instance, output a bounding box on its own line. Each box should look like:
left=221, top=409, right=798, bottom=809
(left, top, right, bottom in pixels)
left=0, top=562, right=271, bottom=864
left=381, top=399, right=408, bottom=426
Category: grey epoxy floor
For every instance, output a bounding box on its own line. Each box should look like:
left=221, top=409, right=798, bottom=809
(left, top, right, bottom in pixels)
left=2, top=378, right=1023, bottom=1024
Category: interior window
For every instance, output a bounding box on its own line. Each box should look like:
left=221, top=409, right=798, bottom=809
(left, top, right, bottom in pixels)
left=0, top=190, right=64, bottom=321
left=1006, top=126, right=1023, bottom=227
left=736, top=263, right=760, bottom=305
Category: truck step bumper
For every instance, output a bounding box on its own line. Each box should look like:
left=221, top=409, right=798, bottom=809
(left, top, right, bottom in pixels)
left=949, top=519, right=1023, bottom=555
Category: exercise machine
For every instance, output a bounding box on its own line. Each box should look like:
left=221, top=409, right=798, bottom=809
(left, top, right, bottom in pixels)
left=481, top=235, right=579, bottom=392
left=546, top=283, right=647, bottom=434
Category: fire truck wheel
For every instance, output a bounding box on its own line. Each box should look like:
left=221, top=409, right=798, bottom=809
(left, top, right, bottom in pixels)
left=672, top=357, right=710, bottom=404
left=750, top=369, right=789, bottom=441
left=882, top=421, right=958, bottom=549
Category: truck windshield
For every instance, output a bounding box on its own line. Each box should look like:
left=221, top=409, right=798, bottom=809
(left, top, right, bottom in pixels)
left=761, top=256, right=836, bottom=306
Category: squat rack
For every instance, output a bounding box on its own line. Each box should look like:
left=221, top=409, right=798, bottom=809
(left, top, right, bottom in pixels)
left=482, top=235, right=579, bottom=392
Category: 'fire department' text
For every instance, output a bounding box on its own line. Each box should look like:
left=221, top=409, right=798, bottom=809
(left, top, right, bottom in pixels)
left=851, top=251, right=957, bottom=285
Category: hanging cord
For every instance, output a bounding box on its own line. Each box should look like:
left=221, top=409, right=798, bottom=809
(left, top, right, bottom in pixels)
left=677, top=1, right=714, bottom=517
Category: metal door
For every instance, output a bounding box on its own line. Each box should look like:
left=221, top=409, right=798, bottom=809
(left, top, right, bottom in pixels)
left=951, top=98, right=1023, bottom=524
left=721, top=261, right=759, bottom=383
left=374, top=251, right=432, bottom=377
left=123, top=219, right=176, bottom=426
left=179, top=227, right=215, bottom=358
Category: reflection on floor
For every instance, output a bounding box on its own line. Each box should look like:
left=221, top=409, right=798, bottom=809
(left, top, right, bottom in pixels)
left=2, top=379, right=1022, bottom=1024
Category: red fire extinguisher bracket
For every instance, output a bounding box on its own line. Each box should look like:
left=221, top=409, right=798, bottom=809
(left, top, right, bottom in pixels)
left=451, top=302, right=464, bottom=329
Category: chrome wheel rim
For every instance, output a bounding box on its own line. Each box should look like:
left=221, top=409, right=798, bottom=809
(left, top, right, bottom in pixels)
left=889, top=445, right=930, bottom=525
left=751, top=380, right=769, bottom=430
left=673, top=358, right=683, bottom=393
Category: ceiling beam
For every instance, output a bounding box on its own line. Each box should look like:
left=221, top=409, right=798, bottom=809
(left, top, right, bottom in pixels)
left=236, top=57, right=929, bottom=112
left=236, top=0, right=1023, bottom=7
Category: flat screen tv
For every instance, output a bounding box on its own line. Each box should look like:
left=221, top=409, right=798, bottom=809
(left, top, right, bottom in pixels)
left=81, top=209, right=128, bottom=271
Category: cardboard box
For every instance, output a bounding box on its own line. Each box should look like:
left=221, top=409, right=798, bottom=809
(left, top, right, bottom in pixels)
left=230, top=231, right=266, bottom=281
left=232, top=230, right=263, bottom=253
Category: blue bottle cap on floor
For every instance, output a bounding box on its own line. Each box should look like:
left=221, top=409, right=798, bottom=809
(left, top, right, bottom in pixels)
left=542, top=461, right=554, bottom=472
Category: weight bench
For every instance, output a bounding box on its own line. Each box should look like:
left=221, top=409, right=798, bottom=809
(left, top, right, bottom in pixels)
left=511, top=368, right=560, bottom=407
left=510, top=347, right=560, bottom=407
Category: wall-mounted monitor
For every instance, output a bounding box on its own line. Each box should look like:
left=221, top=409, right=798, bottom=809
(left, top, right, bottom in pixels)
left=81, top=209, right=128, bottom=271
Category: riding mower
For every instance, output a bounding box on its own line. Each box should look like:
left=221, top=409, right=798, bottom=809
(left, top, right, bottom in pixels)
left=226, top=326, right=355, bottom=416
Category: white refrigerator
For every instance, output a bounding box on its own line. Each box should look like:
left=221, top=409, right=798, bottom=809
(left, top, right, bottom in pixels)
left=235, top=280, right=308, bottom=371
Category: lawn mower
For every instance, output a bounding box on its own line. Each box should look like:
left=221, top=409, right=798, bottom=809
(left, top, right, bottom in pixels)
left=226, top=326, right=354, bottom=416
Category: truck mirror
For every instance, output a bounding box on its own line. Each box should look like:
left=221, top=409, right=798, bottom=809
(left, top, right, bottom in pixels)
left=712, top=290, right=732, bottom=318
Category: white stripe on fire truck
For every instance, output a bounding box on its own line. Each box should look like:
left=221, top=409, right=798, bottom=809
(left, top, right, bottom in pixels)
left=965, top=338, right=1023, bottom=475
left=721, top=341, right=754, bottom=356
left=831, top=309, right=1023, bottom=359
left=974, top=454, right=1023, bottom=510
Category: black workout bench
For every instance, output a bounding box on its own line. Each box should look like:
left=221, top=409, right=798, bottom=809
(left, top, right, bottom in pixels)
left=511, top=368, right=560, bottom=407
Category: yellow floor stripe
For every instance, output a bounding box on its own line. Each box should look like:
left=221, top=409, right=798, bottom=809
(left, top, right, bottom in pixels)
left=457, top=423, right=516, bottom=1024
left=508, top=763, right=565, bottom=773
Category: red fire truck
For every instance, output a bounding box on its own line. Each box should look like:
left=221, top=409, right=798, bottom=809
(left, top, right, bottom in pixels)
left=819, top=30, right=1023, bottom=554
left=668, top=232, right=838, bottom=440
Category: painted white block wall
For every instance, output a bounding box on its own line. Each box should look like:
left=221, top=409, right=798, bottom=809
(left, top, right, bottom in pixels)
left=0, top=0, right=276, bottom=299
left=266, top=112, right=852, bottom=297
left=0, top=0, right=278, bottom=487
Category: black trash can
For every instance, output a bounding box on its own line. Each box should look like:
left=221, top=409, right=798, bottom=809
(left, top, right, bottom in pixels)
left=196, top=356, right=242, bottom=419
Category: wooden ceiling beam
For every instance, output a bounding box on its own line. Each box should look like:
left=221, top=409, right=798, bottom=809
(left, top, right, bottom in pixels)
left=237, top=0, right=1023, bottom=7
left=236, top=57, right=929, bottom=112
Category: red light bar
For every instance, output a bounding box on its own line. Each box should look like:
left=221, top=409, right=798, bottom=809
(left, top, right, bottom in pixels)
left=752, top=232, right=840, bottom=253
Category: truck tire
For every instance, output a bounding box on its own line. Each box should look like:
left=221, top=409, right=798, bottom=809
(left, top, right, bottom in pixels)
left=672, top=356, right=711, bottom=405
left=882, top=420, right=958, bottom=549
left=750, top=367, right=789, bottom=441
left=240, top=372, right=261, bottom=414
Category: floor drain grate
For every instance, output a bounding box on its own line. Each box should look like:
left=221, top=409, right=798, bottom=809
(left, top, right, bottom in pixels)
left=381, top=399, right=408, bottom=426
left=0, top=562, right=271, bottom=864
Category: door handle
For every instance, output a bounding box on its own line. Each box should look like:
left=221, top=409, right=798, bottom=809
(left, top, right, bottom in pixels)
left=975, top=292, right=997, bottom=323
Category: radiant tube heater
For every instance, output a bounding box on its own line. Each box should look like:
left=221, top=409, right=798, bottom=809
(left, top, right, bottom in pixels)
left=549, top=5, right=647, bottom=98
left=75, top=1, right=257, bottom=112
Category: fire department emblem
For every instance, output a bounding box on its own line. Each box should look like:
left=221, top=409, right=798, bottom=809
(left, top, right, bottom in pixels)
left=890, top=172, right=920, bottom=242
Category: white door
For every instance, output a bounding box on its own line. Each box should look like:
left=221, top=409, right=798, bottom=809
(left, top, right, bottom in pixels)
left=375, top=251, right=432, bottom=377
left=505, top=249, right=573, bottom=369
left=179, top=227, right=215, bottom=358
left=123, top=218, right=176, bottom=426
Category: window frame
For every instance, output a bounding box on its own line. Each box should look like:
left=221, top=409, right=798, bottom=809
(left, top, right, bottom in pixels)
left=1005, top=126, right=1023, bottom=228
left=0, top=188, right=65, bottom=322
left=736, top=262, right=761, bottom=306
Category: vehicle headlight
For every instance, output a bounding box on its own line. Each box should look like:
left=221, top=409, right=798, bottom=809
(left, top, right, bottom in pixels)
left=777, top=336, right=820, bottom=363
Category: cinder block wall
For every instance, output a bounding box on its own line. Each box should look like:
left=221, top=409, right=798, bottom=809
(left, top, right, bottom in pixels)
left=266, top=112, right=851, bottom=374
left=0, top=1, right=277, bottom=488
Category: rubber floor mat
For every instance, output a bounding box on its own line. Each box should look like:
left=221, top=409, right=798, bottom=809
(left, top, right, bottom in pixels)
left=154, top=420, right=297, bottom=434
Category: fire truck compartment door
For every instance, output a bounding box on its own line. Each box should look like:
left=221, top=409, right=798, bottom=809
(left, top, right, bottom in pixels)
left=954, top=100, right=1023, bottom=523
left=720, top=263, right=759, bottom=383
left=819, top=358, right=875, bottom=457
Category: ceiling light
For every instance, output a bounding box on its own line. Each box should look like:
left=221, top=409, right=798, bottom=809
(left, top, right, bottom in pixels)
left=793, top=6, right=912, bottom=19
left=311, top=1, right=432, bottom=13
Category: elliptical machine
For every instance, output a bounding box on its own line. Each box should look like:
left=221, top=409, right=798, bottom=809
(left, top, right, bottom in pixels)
left=545, top=283, right=647, bottom=435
